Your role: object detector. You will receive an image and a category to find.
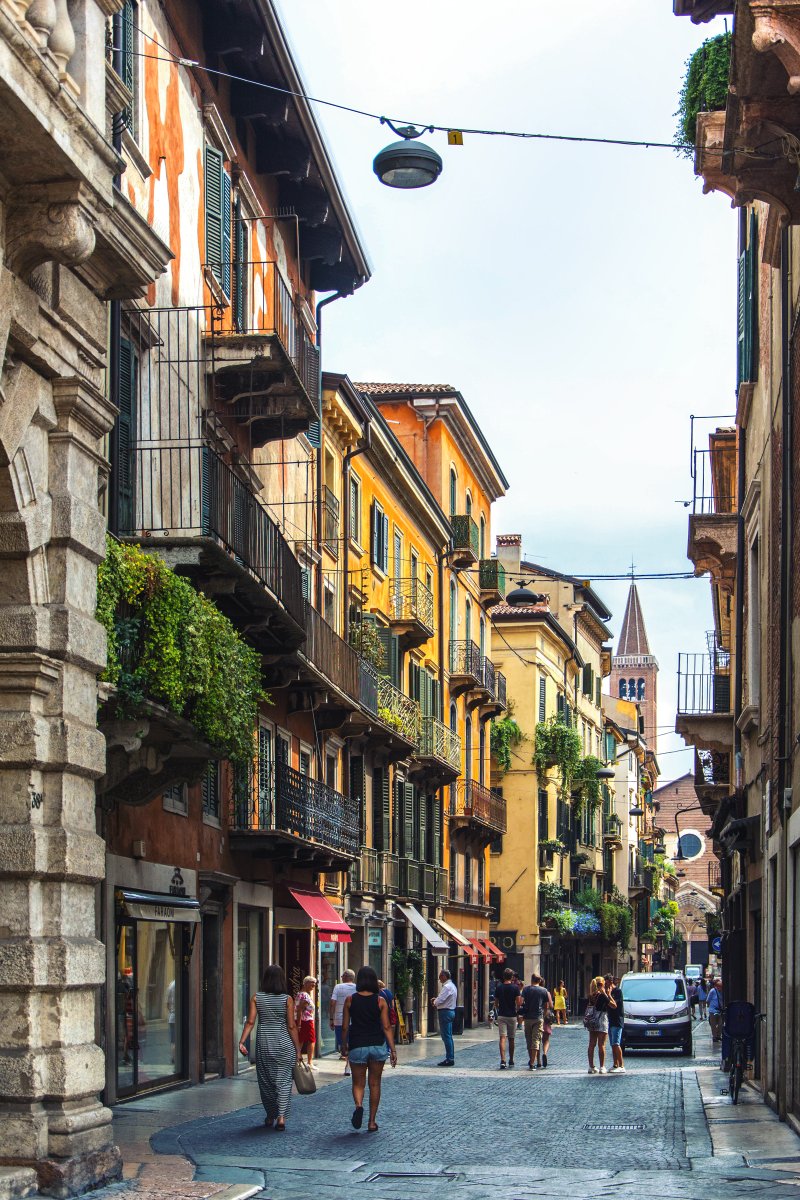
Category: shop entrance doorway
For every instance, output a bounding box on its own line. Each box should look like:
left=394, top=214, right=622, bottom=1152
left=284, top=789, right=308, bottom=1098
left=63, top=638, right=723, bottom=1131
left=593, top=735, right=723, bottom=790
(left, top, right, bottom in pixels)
left=202, top=910, right=223, bottom=1076
left=116, top=918, right=186, bottom=1097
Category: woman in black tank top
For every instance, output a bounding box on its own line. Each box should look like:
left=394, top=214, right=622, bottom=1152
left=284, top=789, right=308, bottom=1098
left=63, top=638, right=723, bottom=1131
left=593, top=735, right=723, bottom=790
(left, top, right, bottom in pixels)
left=341, top=965, right=397, bottom=1132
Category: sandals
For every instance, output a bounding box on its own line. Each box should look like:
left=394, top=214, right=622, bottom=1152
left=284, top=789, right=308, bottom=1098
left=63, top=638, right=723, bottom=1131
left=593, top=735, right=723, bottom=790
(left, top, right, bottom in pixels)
left=367, top=1123, right=379, bottom=1133
left=351, top=1105, right=364, bottom=1129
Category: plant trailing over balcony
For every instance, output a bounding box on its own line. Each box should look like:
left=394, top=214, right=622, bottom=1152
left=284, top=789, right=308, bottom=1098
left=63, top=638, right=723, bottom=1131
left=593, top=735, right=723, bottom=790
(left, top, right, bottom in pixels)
left=377, top=706, right=404, bottom=732
left=653, top=852, right=677, bottom=886
left=533, top=716, right=581, bottom=797
left=538, top=881, right=568, bottom=917
left=490, top=713, right=524, bottom=774
left=599, top=901, right=633, bottom=949
left=97, top=537, right=265, bottom=763
left=572, top=755, right=603, bottom=816
left=349, top=617, right=385, bottom=670
left=540, top=837, right=568, bottom=856
left=551, top=908, right=576, bottom=936
left=675, top=31, right=731, bottom=155
left=573, top=886, right=603, bottom=914
left=572, top=911, right=602, bottom=936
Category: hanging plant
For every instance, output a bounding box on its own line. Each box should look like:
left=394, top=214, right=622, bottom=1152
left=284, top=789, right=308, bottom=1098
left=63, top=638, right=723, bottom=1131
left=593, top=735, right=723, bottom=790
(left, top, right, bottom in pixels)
left=572, top=755, right=603, bottom=816
left=490, top=714, right=524, bottom=775
left=97, top=537, right=266, bottom=764
left=675, top=32, right=731, bottom=155
left=349, top=618, right=385, bottom=670
left=533, top=716, right=582, bottom=797
left=599, top=901, right=633, bottom=949
left=538, top=881, right=567, bottom=917
left=540, top=837, right=567, bottom=856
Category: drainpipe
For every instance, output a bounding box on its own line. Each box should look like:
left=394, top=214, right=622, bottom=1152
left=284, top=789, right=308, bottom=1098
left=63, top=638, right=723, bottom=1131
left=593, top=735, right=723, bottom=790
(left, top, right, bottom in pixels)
left=314, top=291, right=348, bottom=610
left=107, top=11, right=124, bottom=534
left=342, top=422, right=371, bottom=639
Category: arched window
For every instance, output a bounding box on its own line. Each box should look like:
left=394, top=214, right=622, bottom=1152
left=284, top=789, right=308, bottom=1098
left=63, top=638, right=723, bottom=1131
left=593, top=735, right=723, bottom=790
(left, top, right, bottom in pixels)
left=637, top=678, right=645, bottom=700
left=628, top=677, right=636, bottom=697
left=465, top=716, right=473, bottom=781
left=479, top=615, right=486, bottom=658
left=450, top=702, right=457, bottom=732
left=619, top=679, right=627, bottom=699
left=465, top=491, right=472, bottom=519
left=449, top=702, right=458, bottom=816
left=449, top=467, right=457, bottom=517
left=465, top=598, right=472, bottom=647
left=479, top=514, right=486, bottom=560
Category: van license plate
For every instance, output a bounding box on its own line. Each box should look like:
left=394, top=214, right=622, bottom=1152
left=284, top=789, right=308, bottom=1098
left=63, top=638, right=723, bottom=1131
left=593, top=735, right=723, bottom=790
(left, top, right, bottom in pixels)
left=645, top=1029, right=662, bottom=1037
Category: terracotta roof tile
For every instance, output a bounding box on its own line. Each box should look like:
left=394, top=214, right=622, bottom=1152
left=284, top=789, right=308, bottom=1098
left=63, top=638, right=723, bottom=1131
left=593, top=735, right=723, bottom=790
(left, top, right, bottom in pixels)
left=489, top=602, right=549, bottom=616
left=615, top=583, right=652, bottom=657
left=355, top=382, right=456, bottom=395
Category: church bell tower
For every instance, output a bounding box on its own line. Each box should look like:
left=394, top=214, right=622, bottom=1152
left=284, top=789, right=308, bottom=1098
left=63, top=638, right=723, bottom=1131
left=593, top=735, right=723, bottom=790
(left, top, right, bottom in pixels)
left=610, top=581, right=659, bottom=751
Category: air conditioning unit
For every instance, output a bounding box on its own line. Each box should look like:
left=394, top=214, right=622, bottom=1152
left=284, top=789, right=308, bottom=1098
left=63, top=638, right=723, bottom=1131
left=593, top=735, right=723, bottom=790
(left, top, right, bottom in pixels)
left=132, top=839, right=146, bottom=859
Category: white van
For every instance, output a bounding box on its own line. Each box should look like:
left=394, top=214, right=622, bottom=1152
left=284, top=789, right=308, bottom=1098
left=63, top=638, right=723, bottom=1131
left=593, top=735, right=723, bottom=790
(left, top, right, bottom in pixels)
left=620, top=971, right=693, bottom=1055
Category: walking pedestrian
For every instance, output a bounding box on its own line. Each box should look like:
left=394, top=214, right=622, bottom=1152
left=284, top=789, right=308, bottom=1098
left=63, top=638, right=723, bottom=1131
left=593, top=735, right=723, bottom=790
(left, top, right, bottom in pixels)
left=585, top=975, right=616, bottom=1074
left=688, top=980, right=698, bottom=1019
left=519, top=973, right=551, bottom=1070
left=295, top=976, right=317, bottom=1068
left=341, top=966, right=397, bottom=1133
left=329, top=968, right=357, bottom=1073
left=238, top=964, right=301, bottom=1131
left=605, top=973, right=625, bottom=1073
left=430, top=968, right=457, bottom=1066
left=378, top=979, right=397, bottom=1052
left=537, top=998, right=553, bottom=1069
left=707, top=978, right=724, bottom=1042
left=553, top=980, right=568, bottom=1025
left=494, top=967, right=521, bottom=1069
left=697, top=979, right=708, bottom=1020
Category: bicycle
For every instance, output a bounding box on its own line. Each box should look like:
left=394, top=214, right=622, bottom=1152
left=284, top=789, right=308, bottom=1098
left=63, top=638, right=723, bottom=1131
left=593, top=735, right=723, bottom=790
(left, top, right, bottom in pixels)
left=720, top=1002, right=763, bottom=1105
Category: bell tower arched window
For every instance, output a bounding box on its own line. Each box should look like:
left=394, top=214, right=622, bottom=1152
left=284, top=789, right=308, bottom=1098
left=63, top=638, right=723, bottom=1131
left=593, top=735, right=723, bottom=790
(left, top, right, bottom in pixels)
left=637, top=678, right=645, bottom=700
left=619, top=679, right=627, bottom=699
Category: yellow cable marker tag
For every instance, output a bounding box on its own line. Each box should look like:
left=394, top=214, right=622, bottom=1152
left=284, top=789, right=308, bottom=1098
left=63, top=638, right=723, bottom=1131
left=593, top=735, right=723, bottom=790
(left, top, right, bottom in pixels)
left=447, top=130, right=464, bottom=146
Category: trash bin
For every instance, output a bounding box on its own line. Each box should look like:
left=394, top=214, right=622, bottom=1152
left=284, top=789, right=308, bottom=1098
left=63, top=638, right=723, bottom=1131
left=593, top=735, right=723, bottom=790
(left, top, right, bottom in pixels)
left=453, top=1005, right=465, bottom=1035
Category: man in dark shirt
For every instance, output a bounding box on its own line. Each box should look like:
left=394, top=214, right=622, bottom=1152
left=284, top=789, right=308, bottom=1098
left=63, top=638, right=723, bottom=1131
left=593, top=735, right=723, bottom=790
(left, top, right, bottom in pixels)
left=494, top=967, right=521, bottom=1068
left=605, top=973, right=625, bottom=1072
left=520, top=974, right=551, bottom=1070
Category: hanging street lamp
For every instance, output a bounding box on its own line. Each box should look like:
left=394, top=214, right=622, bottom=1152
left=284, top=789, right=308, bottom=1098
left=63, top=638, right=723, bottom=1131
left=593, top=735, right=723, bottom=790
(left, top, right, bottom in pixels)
left=373, top=121, right=443, bottom=189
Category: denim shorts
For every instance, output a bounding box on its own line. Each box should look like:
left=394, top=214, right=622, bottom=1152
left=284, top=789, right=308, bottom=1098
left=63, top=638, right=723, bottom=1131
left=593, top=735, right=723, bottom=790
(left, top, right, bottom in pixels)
left=348, top=1044, right=388, bottom=1065
left=608, top=1024, right=623, bottom=1046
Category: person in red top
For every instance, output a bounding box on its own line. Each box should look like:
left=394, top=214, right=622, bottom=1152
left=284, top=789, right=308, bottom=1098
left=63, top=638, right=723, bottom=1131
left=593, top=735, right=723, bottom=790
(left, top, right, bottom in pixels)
left=295, top=975, right=317, bottom=1069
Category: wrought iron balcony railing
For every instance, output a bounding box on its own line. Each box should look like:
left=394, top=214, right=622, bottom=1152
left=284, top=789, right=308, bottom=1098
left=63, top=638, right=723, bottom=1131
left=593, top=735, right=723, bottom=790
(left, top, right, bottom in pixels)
left=603, top=814, right=623, bottom=840
left=349, top=846, right=381, bottom=894
left=452, top=779, right=507, bottom=834
left=323, top=485, right=339, bottom=557
left=497, top=671, right=507, bottom=709
left=359, top=658, right=379, bottom=715
left=232, top=761, right=359, bottom=858
left=479, top=558, right=506, bottom=597
left=418, top=715, right=461, bottom=771
left=398, top=857, right=422, bottom=900
left=303, top=601, right=360, bottom=702
left=120, top=442, right=304, bottom=628
left=377, top=675, right=420, bottom=745
left=708, top=860, right=722, bottom=891
left=691, top=444, right=737, bottom=516
left=450, top=515, right=480, bottom=560
left=677, top=652, right=732, bottom=716
left=695, top=748, right=731, bottom=789
left=390, top=576, right=434, bottom=632
left=480, top=656, right=496, bottom=698
left=214, top=260, right=320, bottom=412
left=449, top=639, right=482, bottom=680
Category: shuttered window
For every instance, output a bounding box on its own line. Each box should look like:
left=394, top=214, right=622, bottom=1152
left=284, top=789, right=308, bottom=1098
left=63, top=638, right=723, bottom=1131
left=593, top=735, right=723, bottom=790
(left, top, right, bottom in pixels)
left=595, top=678, right=602, bottom=707
left=370, top=500, right=389, bottom=573
left=538, top=676, right=546, bottom=722
left=376, top=625, right=400, bottom=685
left=403, top=781, right=415, bottom=858
left=349, top=474, right=361, bottom=543
left=119, top=1, right=137, bottom=135
left=430, top=794, right=442, bottom=864
left=115, top=336, right=138, bottom=534
left=582, top=663, right=593, bottom=696
left=350, top=755, right=366, bottom=842
left=202, top=761, right=220, bottom=820
left=372, top=766, right=391, bottom=852
left=232, top=194, right=246, bottom=331
left=205, top=144, right=231, bottom=297
left=537, top=789, right=549, bottom=841
left=737, top=208, right=758, bottom=386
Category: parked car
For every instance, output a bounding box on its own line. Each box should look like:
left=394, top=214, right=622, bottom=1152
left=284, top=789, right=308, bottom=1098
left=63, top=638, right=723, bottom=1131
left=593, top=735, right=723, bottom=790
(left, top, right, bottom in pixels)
left=620, top=971, right=693, bottom=1056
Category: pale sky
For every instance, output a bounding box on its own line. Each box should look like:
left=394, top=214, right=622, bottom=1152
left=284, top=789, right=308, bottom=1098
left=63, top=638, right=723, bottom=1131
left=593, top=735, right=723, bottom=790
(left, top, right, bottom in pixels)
left=277, top=0, right=737, bottom=777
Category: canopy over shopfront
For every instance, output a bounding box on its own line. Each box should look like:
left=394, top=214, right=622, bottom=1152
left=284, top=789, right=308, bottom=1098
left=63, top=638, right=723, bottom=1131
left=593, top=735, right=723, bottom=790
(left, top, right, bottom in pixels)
left=395, top=903, right=448, bottom=953
left=287, top=886, right=352, bottom=942
left=468, top=937, right=492, bottom=961
left=478, top=936, right=506, bottom=962
left=433, top=917, right=480, bottom=961
left=117, top=889, right=201, bottom=923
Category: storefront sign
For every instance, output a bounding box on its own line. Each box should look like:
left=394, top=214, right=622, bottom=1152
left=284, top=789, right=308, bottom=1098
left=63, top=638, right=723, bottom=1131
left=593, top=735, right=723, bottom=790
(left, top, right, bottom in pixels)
left=124, top=901, right=200, bottom=923
left=368, top=928, right=383, bottom=947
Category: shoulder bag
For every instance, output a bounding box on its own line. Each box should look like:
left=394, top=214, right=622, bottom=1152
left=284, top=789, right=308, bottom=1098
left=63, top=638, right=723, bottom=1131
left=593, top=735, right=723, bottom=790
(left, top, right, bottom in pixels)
left=292, top=1060, right=317, bottom=1095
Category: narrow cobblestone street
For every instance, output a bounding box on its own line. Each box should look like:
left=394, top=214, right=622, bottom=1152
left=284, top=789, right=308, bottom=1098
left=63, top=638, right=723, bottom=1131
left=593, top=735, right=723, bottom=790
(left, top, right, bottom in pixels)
left=99, top=1021, right=800, bottom=1200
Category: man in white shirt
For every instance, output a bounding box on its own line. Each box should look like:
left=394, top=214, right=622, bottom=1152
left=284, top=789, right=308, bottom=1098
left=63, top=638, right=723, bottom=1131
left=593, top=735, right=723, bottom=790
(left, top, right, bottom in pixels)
left=329, top=969, right=357, bottom=1071
left=430, top=968, right=457, bottom=1066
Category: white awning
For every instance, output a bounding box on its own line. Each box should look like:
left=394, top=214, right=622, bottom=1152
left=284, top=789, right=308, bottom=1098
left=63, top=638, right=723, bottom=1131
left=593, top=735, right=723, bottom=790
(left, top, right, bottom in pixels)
left=395, top=903, right=448, bottom=953
left=432, top=917, right=472, bottom=948
left=117, top=889, right=201, bottom=924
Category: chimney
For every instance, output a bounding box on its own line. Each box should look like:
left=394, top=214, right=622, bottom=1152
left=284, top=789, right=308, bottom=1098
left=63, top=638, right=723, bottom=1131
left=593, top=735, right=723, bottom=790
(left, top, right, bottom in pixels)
left=496, top=533, right=521, bottom=578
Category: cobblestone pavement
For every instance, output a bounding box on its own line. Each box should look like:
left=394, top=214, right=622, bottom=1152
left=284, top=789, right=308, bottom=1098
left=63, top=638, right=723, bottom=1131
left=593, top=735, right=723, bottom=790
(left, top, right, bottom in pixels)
left=97, top=1020, right=800, bottom=1200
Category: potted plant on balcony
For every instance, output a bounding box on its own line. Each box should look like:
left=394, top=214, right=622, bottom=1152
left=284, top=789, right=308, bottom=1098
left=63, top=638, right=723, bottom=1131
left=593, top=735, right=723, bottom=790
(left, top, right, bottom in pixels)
left=540, top=837, right=567, bottom=857
left=349, top=618, right=385, bottom=670
left=533, top=716, right=581, bottom=797
left=538, top=881, right=567, bottom=924
left=572, top=755, right=603, bottom=817
left=675, top=31, right=731, bottom=154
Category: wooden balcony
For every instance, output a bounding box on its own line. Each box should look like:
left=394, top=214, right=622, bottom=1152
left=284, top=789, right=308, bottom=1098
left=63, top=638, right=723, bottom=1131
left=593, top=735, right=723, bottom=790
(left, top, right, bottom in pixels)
left=449, top=515, right=479, bottom=568
left=450, top=779, right=507, bottom=847
left=294, top=602, right=363, bottom=730
left=389, top=577, right=434, bottom=650
left=207, top=261, right=320, bottom=445
left=230, top=761, right=359, bottom=870
left=479, top=559, right=505, bottom=607
left=411, top=715, right=462, bottom=785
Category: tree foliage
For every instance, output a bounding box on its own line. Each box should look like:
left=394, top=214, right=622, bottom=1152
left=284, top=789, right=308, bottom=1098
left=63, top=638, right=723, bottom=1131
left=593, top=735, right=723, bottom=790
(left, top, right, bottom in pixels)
left=676, top=32, right=731, bottom=153
left=533, top=716, right=582, bottom=797
left=491, top=715, right=524, bottom=775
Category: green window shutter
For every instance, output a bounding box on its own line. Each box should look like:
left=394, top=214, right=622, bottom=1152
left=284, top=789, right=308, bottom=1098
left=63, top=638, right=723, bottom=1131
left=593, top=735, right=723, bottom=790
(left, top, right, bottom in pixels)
left=382, top=770, right=391, bottom=851
left=306, top=419, right=321, bottom=448
left=350, top=755, right=365, bottom=842
left=383, top=632, right=400, bottom=687
left=409, top=662, right=421, bottom=706
left=233, top=195, right=245, bottom=331
left=371, top=501, right=379, bottom=566
left=745, top=211, right=758, bottom=383
left=116, top=336, right=137, bottom=532
left=300, top=566, right=311, bottom=600
left=432, top=794, right=441, bottom=864
left=205, top=145, right=231, bottom=297
left=381, top=513, right=389, bottom=573
left=432, top=678, right=441, bottom=721
left=403, top=781, right=415, bottom=857
left=393, top=778, right=403, bottom=853
left=375, top=624, right=391, bottom=677
left=372, top=767, right=384, bottom=852
left=120, top=1, right=135, bottom=130
left=582, top=663, right=592, bottom=696
left=349, top=476, right=359, bottom=541
left=221, top=168, right=231, bottom=296
left=736, top=232, right=746, bottom=386
left=538, top=676, right=546, bottom=722
left=419, top=789, right=428, bottom=862
left=556, top=692, right=565, bottom=717
left=595, top=678, right=602, bottom=707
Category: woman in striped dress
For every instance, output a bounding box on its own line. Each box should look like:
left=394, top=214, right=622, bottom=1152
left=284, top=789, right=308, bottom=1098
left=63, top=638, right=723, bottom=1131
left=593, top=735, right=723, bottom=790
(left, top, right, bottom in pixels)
left=239, top=964, right=301, bottom=1130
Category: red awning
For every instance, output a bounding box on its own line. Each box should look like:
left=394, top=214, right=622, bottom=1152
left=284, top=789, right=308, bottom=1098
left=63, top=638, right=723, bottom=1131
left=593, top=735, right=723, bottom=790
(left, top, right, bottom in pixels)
left=479, top=937, right=506, bottom=963
left=287, top=887, right=352, bottom=943
left=468, top=937, right=492, bottom=961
